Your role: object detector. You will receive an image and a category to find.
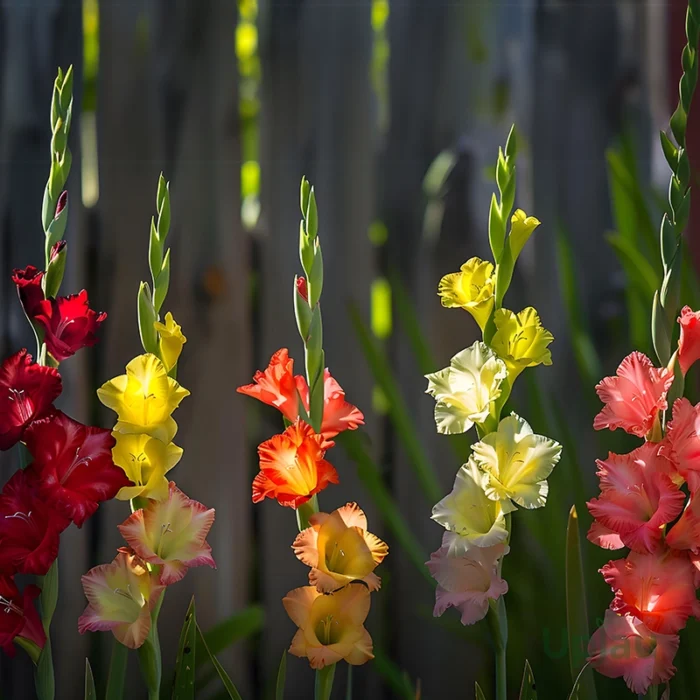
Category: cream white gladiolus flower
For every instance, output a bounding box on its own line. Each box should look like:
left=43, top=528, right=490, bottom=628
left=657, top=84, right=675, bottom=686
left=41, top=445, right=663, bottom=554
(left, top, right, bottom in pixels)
left=472, top=413, right=562, bottom=509
left=425, top=342, right=507, bottom=435
left=431, top=459, right=513, bottom=555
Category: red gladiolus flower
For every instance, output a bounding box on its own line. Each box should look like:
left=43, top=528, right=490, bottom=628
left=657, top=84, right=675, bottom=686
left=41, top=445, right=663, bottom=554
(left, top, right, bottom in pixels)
left=238, top=349, right=364, bottom=441
left=11, top=266, right=45, bottom=318
left=253, top=420, right=338, bottom=508
left=678, top=306, right=700, bottom=375
left=0, top=576, right=45, bottom=657
left=25, top=410, right=131, bottom=527
left=0, top=349, right=62, bottom=450
left=34, top=290, right=107, bottom=362
left=0, top=470, right=69, bottom=576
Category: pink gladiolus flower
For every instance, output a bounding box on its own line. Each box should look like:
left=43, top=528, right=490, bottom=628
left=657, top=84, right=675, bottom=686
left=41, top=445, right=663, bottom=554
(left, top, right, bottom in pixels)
left=588, top=609, right=679, bottom=694
left=662, top=398, right=700, bottom=491
left=666, top=492, right=700, bottom=552
left=601, top=551, right=700, bottom=635
left=678, top=306, right=700, bottom=375
left=118, top=482, right=215, bottom=586
left=587, top=444, right=685, bottom=554
left=593, top=352, right=673, bottom=438
left=426, top=537, right=508, bottom=626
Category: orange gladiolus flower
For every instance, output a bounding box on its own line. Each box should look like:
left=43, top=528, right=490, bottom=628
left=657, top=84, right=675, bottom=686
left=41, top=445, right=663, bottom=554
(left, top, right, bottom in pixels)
left=253, top=421, right=338, bottom=508
left=678, top=306, right=700, bottom=375
left=293, top=503, right=388, bottom=592
left=283, top=582, right=374, bottom=669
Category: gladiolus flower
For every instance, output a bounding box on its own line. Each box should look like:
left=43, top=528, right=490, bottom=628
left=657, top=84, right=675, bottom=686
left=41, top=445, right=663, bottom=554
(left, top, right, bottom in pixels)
left=293, top=502, right=388, bottom=592
left=111, top=432, right=183, bottom=502
left=24, top=410, right=131, bottom=527
left=12, top=266, right=45, bottom=318
left=0, top=470, right=68, bottom=575
left=0, top=577, right=45, bottom=657
left=472, top=413, right=562, bottom=509
left=432, top=458, right=511, bottom=555
left=667, top=492, right=700, bottom=552
left=427, top=540, right=508, bottom=625
left=601, top=551, right=700, bottom=635
left=283, top=582, right=374, bottom=669
left=437, top=257, right=495, bottom=330
left=490, top=307, right=553, bottom=378
left=153, top=312, right=187, bottom=373
left=587, top=444, right=685, bottom=554
left=97, top=354, right=190, bottom=443
left=237, top=349, right=364, bottom=440
left=588, top=609, right=679, bottom=695
left=33, top=290, right=107, bottom=362
left=119, top=482, right=215, bottom=585
left=78, top=550, right=164, bottom=649
left=0, top=349, right=62, bottom=450
left=425, top=342, right=507, bottom=435
left=663, top=398, right=700, bottom=491
left=593, top=351, right=673, bottom=438
left=253, top=421, right=338, bottom=508
left=678, top=306, right=700, bottom=375
left=508, top=209, right=541, bottom=259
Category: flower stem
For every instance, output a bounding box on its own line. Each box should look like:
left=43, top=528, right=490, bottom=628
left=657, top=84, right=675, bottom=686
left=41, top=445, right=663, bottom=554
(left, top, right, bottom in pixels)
left=641, top=685, right=659, bottom=700
left=138, top=593, right=164, bottom=700
left=105, top=639, right=128, bottom=700
left=487, top=596, right=508, bottom=700
left=296, top=495, right=319, bottom=531
left=314, top=663, right=336, bottom=700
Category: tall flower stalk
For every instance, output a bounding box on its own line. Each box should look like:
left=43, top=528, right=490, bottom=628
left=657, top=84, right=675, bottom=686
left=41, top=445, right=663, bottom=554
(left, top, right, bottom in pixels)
left=425, top=127, right=560, bottom=700
left=238, top=178, right=384, bottom=699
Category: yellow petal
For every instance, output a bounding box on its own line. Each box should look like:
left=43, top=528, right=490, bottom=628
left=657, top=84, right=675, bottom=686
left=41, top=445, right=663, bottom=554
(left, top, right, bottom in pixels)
left=491, top=307, right=553, bottom=378
left=437, top=257, right=495, bottom=330
left=154, top=312, right=187, bottom=372
left=509, top=209, right=541, bottom=259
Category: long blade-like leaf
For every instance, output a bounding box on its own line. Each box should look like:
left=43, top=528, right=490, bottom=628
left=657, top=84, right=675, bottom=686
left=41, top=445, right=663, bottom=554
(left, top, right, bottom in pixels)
left=276, top=651, right=287, bottom=700
left=566, top=507, right=598, bottom=700
left=196, top=622, right=243, bottom=700
left=105, top=639, right=128, bottom=700
left=475, top=682, right=487, bottom=700
left=84, top=659, right=96, bottom=700
left=518, top=660, right=537, bottom=700
left=173, top=598, right=197, bottom=699
left=198, top=605, right=264, bottom=658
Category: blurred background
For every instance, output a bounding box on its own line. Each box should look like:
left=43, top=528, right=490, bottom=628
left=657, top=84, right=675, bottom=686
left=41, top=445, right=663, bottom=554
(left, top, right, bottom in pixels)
left=1, top=0, right=700, bottom=698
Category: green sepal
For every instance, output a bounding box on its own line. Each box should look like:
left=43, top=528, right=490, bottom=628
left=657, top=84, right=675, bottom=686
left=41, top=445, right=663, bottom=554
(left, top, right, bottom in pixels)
left=495, top=246, right=514, bottom=309
left=153, top=249, right=171, bottom=313
left=660, top=130, right=679, bottom=169
left=306, top=188, right=318, bottom=239
left=677, top=150, right=691, bottom=191
left=505, top=123, right=518, bottom=160
left=300, top=222, right=314, bottom=277
left=157, top=188, right=171, bottom=241
left=45, top=203, right=69, bottom=259
left=42, top=188, right=54, bottom=233
left=44, top=243, right=67, bottom=299
left=59, top=66, right=74, bottom=114
left=306, top=307, right=324, bottom=388
left=309, top=349, right=325, bottom=434
left=294, top=275, right=312, bottom=340
left=149, top=218, right=163, bottom=282
left=300, top=177, right=311, bottom=217
left=137, top=282, right=160, bottom=356
left=156, top=173, right=168, bottom=215
left=670, top=105, right=687, bottom=147
left=652, top=290, right=672, bottom=365
left=308, top=239, right=324, bottom=308
left=488, top=193, right=504, bottom=262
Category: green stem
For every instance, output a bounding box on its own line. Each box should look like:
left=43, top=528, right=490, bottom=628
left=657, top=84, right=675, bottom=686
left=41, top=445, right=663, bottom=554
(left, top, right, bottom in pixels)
left=105, top=639, right=129, bottom=700
left=487, top=598, right=508, bottom=700
left=641, top=685, right=659, bottom=700
left=315, top=664, right=336, bottom=700
left=137, top=593, right=164, bottom=700
left=296, top=495, right=319, bottom=531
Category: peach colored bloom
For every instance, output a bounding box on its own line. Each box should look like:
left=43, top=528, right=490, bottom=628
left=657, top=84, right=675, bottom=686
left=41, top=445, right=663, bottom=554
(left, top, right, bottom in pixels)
left=587, top=444, right=685, bottom=553
left=427, top=538, right=508, bottom=625
left=601, top=551, right=700, bottom=635
left=678, top=306, right=700, bottom=375
left=593, top=352, right=673, bottom=438
left=588, top=610, right=679, bottom=695
left=118, top=482, right=215, bottom=585
left=293, top=503, right=388, bottom=592
left=253, top=421, right=338, bottom=508
left=587, top=521, right=625, bottom=550
left=237, top=350, right=364, bottom=440
left=662, top=398, right=700, bottom=491
left=283, top=583, right=373, bottom=669
left=78, top=551, right=164, bottom=649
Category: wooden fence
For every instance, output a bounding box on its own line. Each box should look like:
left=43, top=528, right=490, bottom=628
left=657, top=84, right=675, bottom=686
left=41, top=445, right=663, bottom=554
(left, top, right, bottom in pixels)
left=0, top=0, right=678, bottom=697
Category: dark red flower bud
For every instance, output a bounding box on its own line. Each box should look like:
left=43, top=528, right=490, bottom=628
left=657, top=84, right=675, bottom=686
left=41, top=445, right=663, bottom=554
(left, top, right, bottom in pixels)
left=50, top=240, right=67, bottom=262
left=55, top=191, right=68, bottom=219
left=11, top=266, right=45, bottom=318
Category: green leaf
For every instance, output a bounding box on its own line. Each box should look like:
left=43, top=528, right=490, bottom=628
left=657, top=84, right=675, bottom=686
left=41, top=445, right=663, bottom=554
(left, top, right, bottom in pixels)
left=348, top=302, right=442, bottom=504
left=605, top=232, right=659, bottom=301
left=566, top=507, right=598, bottom=700
left=137, top=282, right=160, bottom=356
left=173, top=598, right=197, bottom=700
left=198, top=605, right=264, bottom=658
left=315, top=664, right=336, bottom=700
left=196, top=622, right=243, bottom=699
left=84, top=659, right=96, bottom=700
left=105, top=639, right=128, bottom=700
left=276, top=651, right=287, bottom=700
left=372, top=645, right=416, bottom=700
left=40, top=560, right=59, bottom=632
left=35, top=639, right=55, bottom=700
left=422, top=149, right=457, bottom=198
left=518, top=660, right=537, bottom=700
left=475, top=681, right=487, bottom=700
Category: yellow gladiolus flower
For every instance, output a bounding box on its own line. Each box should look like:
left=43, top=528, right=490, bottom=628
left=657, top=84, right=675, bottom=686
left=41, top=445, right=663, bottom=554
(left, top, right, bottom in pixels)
left=431, top=458, right=513, bottom=555
left=491, top=306, right=553, bottom=378
left=97, top=354, right=190, bottom=443
left=111, top=432, right=183, bottom=502
left=437, top=257, right=495, bottom=330
left=283, top=582, right=374, bottom=669
left=425, top=341, right=507, bottom=435
left=509, top=209, right=541, bottom=260
left=472, top=413, right=562, bottom=509
left=154, top=312, right=187, bottom=372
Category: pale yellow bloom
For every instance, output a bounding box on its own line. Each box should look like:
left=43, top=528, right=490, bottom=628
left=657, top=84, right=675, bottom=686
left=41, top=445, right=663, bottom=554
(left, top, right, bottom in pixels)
left=154, top=312, right=187, bottom=372
left=491, top=307, right=553, bottom=378
left=472, top=413, right=562, bottom=509
left=425, top=342, right=507, bottom=435
left=437, top=257, right=495, bottom=330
